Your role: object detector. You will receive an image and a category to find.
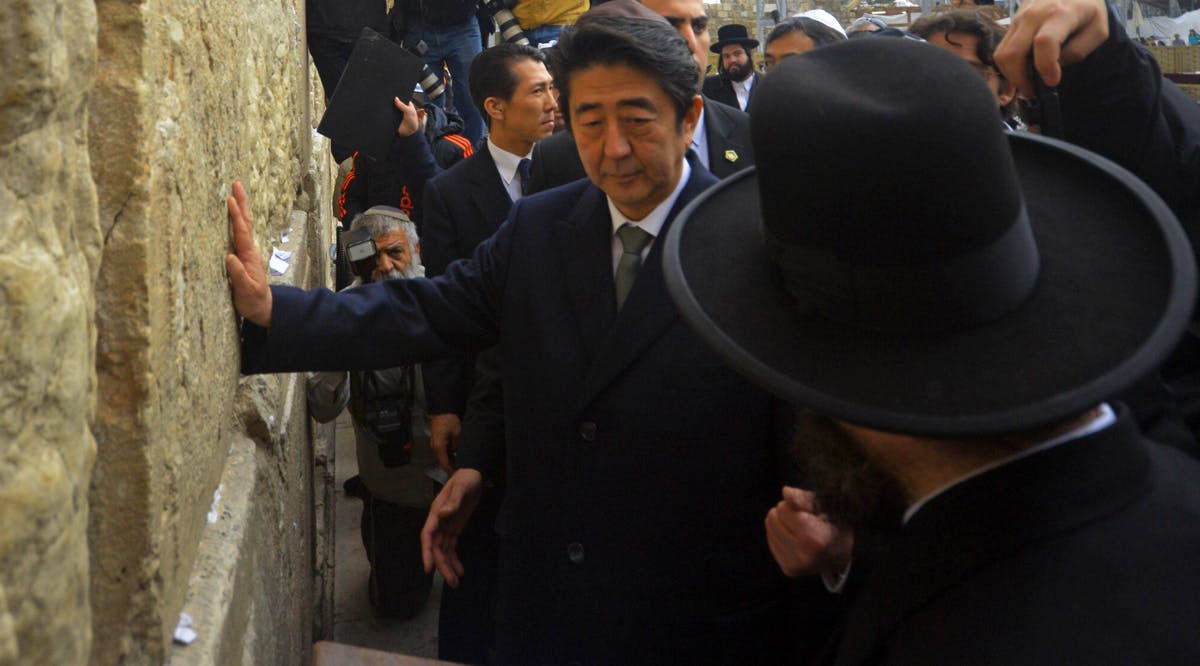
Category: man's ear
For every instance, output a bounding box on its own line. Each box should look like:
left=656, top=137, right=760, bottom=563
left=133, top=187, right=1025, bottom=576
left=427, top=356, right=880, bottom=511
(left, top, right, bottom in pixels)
left=485, top=96, right=505, bottom=122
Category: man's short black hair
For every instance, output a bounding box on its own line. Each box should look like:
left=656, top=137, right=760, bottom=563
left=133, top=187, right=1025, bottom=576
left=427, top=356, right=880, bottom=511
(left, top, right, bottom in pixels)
left=556, top=16, right=699, bottom=130
left=468, top=43, right=546, bottom=128
left=766, top=17, right=846, bottom=50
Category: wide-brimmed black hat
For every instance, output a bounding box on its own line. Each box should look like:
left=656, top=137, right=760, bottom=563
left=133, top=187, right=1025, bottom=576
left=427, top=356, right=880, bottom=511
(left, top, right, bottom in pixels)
left=663, top=38, right=1196, bottom=436
left=710, top=23, right=759, bottom=53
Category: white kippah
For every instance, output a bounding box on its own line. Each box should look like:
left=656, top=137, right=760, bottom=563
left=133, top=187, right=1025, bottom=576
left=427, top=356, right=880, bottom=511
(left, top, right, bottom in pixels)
left=792, top=9, right=849, bottom=39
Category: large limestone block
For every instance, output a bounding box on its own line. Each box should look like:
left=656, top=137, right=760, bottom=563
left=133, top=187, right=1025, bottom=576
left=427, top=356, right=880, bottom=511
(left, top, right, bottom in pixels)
left=0, top=0, right=102, bottom=665
left=88, top=0, right=321, bottom=662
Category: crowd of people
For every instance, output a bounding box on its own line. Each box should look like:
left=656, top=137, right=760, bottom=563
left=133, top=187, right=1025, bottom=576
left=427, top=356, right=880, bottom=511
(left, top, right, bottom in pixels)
left=249, top=0, right=1200, bottom=663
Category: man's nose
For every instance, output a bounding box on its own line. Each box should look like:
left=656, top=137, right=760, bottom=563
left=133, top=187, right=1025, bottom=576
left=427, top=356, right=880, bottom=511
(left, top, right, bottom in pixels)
left=679, top=26, right=699, bottom=56
left=602, top=122, right=631, bottom=159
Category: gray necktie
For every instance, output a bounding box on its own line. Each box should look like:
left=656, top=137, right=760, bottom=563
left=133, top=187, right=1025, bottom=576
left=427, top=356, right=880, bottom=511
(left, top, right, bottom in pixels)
left=615, top=223, right=654, bottom=311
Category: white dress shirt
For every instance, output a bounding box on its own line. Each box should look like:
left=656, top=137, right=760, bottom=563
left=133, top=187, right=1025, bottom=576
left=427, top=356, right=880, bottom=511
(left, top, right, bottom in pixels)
left=732, top=74, right=755, bottom=111
left=487, top=138, right=533, bottom=202
left=689, top=105, right=709, bottom=170
left=606, top=160, right=692, bottom=275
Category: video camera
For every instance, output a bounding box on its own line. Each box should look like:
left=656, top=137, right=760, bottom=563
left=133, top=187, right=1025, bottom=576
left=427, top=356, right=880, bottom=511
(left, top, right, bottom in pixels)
left=342, top=227, right=379, bottom=281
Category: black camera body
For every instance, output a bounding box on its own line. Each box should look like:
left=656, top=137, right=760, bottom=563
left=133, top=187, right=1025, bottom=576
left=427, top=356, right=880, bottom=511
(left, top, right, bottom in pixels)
left=341, top=226, right=379, bottom=281
left=353, top=369, right=417, bottom=468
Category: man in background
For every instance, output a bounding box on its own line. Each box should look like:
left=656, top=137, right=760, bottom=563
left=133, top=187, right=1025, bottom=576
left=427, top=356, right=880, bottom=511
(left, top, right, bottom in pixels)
left=702, top=23, right=761, bottom=111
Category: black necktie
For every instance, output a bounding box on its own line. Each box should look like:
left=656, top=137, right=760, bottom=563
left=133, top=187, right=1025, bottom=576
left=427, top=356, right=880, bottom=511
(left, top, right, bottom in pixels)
left=517, top=157, right=532, bottom=196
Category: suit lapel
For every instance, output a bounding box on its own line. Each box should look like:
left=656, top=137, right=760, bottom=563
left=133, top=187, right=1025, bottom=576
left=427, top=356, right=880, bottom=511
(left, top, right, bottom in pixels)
left=555, top=185, right=617, bottom=363
left=468, top=146, right=513, bottom=228
left=834, top=414, right=1152, bottom=665
left=703, top=100, right=740, bottom=178
left=572, top=169, right=718, bottom=416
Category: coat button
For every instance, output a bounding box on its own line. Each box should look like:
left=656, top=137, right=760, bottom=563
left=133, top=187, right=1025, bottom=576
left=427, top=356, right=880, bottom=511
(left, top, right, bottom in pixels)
left=567, top=542, right=585, bottom=564
left=578, top=421, right=597, bottom=442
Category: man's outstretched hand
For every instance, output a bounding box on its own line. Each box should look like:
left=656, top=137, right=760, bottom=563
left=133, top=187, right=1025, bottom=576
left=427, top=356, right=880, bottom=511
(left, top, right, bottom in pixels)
left=995, top=0, right=1109, bottom=97
left=225, top=181, right=273, bottom=328
left=421, top=468, right=483, bottom=588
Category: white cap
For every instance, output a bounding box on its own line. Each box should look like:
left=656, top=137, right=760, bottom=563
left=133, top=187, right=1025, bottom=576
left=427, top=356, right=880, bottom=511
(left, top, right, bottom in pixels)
left=792, top=9, right=849, bottom=39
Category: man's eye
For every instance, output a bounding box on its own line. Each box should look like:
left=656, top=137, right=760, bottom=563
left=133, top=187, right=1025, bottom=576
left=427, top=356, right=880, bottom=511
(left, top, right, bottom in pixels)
left=692, top=18, right=709, bottom=33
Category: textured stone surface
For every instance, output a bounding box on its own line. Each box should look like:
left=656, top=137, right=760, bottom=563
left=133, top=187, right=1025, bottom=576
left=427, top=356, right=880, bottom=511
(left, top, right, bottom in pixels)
left=86, top=0, right=333, bottom=663
left=0, top=0, right=102, bottom=664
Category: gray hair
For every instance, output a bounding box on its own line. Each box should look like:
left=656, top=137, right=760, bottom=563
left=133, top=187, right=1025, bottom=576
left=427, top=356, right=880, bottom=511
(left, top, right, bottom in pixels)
left=348, top=206, right=423, bottom=276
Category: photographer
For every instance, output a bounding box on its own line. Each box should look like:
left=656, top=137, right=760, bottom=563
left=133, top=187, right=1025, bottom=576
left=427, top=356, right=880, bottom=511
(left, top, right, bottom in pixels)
left=306, top=207, right=436, bottom=618
left=391, top=0, right=487, bottom=143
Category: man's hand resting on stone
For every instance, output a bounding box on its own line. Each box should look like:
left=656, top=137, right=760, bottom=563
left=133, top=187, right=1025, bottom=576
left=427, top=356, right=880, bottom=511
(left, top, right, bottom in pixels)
left=225, top=181, right=273, bottom=328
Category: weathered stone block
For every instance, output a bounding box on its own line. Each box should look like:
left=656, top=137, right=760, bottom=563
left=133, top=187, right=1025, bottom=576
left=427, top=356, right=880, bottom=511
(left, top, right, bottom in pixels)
left=0, top=0, right=101, bottom=664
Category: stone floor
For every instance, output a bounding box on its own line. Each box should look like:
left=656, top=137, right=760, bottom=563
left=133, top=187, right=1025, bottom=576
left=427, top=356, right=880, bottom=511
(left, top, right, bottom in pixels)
left=332, top=412, right=443, bottom=658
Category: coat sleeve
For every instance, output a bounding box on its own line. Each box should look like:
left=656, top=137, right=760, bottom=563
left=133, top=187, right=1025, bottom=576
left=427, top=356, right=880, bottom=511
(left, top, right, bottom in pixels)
left=455, top=346, right=506, bottom=479
left=1059, top=7, right=1200, bottom=236
left=240, top=210, right=517, bottom=375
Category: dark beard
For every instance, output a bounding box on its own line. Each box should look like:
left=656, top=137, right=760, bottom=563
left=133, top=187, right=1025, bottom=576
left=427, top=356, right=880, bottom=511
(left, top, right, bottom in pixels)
left=725, top=62, right=752, bottom=82
left=792, top=411, right=907, bottom=533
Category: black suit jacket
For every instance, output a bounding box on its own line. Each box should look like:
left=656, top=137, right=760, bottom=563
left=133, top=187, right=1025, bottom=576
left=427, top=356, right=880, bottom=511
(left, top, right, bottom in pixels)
left=419, top=144, right=512, bottom=415
left=829, top=407, right=1200, bottom=665
left=527, top=97, right=754, bottom=194
left=241, top=168, right=814, bottom=664
left=702, top=70, right=761, bottom=111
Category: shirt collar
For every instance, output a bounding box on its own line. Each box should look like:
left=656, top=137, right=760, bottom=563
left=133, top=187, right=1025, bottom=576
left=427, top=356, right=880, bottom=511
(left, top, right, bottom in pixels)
left=902, top=403, right=1117, bottom=523
left=487, top=138, right=531, bottom=189
left=607, top=159, right=691, bottom=238
left=690, top=104, right=708, bottom=169
left=733, top=74, right=755, bottom=93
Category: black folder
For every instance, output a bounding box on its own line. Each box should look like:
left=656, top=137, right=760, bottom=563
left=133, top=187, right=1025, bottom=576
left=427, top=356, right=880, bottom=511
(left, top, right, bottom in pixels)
left=317, top=27, right=425, bottom=161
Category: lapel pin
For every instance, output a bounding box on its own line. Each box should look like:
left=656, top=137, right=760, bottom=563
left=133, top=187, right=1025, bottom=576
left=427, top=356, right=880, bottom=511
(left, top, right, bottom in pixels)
left=724, top=150, right=738, bottom=163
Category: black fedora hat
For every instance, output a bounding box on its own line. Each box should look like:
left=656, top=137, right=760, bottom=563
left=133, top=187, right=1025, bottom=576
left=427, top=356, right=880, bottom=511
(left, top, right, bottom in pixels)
left=663, top=38, right=1196, bottom=436
left=710, top=23, right=759, bottom=53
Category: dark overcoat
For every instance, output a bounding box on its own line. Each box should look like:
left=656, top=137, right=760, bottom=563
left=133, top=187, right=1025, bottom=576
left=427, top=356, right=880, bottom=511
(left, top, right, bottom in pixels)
left=828, top=408, right=1200, bottom=665
left=242, top=168, right=799, bottom=664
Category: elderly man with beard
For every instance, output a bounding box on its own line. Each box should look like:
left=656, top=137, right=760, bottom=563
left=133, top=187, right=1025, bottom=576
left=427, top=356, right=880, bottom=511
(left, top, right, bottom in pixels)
left=306, top=207, right=435, bottom=619
left=664, top=36, right=1200, bottom=664
left=702, top=23, right=761, bottom=111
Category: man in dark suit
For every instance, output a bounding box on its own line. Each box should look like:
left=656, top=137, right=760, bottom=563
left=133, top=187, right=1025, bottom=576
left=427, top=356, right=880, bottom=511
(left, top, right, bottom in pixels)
left=527, top=0, right=753, bottom=193
left=701, top=23, right=761, bottom=111
left=419, top=42, right=558, bottom=664
left=227, top=10, right=831, bottom=664
left=664, top=36, right=1200, bottom=665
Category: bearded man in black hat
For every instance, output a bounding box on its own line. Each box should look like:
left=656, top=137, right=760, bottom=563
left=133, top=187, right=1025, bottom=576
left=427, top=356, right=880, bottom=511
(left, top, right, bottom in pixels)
left=702, top=23, right=761, bottom=111
left=664, top=37, right=1200, bottom=664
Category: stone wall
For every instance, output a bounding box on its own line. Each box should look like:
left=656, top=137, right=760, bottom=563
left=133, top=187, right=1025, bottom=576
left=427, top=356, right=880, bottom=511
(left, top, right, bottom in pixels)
left=0, top=0, right=335, bottom=663
left=0, top=1, right=102, bottom=663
